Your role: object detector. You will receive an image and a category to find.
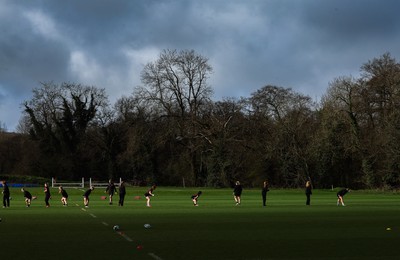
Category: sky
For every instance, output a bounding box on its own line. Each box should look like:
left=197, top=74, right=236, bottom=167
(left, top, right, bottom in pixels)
left=1, top=0, right=400, bottom=132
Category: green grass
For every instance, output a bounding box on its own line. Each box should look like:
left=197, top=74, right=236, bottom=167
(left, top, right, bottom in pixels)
left=1, top=187, right=400, bottom=260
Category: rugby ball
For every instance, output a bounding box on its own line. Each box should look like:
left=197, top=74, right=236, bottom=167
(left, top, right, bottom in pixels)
left=144, top=224, right=151, bottom=229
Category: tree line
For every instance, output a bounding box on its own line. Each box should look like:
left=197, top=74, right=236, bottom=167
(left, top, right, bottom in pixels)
left=1, top=50, right=400, bottom=189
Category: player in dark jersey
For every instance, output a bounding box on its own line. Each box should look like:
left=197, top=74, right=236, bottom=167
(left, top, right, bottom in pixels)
left=233, top=181, right=243, bottom=206
left=191, top=191, right=202, bottom=206
left=21, top=188, right=33, bottom=207
left=58, top=186, right=68, bottom=206
left=144, top=185, right=156, bottom=207
left=261, top=180, right=269, bottom=207
left=105, top=180, right=117, bottom=205
left=337, top=188, right=350, bottom=206
left=262, top=180, right=270, bottom=207
left=118, top=181, right=126, bottom=206
left=44, top=183, right=51, bottom=208
left=83, top=186, right=94, bottom=208
left=2, top=180, right=10, bottom=208
left=305, top=181, right=312, bottom=206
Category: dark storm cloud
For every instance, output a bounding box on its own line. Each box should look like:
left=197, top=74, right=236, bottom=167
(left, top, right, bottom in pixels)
left=299, top=1, right=400, bottom=39
left=1, top=0, right=400, bottom=131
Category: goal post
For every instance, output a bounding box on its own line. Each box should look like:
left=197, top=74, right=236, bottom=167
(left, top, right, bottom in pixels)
left=89, top=177, right=122, bottom=188
left=52, top=177, right=85, bottom=188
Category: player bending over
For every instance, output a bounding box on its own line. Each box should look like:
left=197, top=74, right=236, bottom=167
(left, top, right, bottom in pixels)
left=144, top=185, right=156, bottom=207
left=58, top=186, right=68, bottom=206
left=21, top=188, right=34, bottom=207
left=83, top=186, right=94, bottom=208
left=337, top=188, right=350, bottom=206
left=191, top=191, right=202, bottom=206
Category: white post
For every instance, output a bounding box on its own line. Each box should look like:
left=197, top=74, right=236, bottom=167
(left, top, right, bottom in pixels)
left=119, top=177, right=122, bottom=186
left=89, top=178, right=92, bottom=188
left=82, top=177, right=85, bottom=188
left=51, top=177, right=55, bottom=188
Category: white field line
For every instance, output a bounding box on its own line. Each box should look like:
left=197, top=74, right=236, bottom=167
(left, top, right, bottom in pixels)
left=148, top=253, right=163, bottom=260
left=117, top=232, right=133, bottom=242
left=77, top=202, right=162, bottom=260
left=75, top=204, right=80, bottom=207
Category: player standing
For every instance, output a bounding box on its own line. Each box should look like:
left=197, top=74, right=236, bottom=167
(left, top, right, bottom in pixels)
left=44, top=183, right=51, bottom=208
left=305, top=181, right=312, bottom=206
left=2, top=180, right=10, bottom=208
left=233, top=181, right=243, bottom=206
left=118, top=181, right=126, bottom=206
left=105, top=180, right=117, bottom=205
left=261, top=180, right=269, bottom=207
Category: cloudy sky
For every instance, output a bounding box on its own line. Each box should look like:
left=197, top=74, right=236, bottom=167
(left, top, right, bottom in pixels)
left=1, top=0, right=400, bottom=131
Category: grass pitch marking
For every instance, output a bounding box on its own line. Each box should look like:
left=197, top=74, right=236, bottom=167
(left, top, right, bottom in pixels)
left=72, top=191, right=162, bottom=259
left=148, top=253, right=163, bottom=260
left=117, top=231, right=133, bottom=242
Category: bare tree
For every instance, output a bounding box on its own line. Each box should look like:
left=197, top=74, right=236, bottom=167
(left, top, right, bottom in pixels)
left=138, top=49, right=213, bottom=185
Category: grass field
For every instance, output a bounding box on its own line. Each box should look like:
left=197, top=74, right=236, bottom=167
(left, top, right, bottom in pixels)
left=1, top=187, right=400, bottom=260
